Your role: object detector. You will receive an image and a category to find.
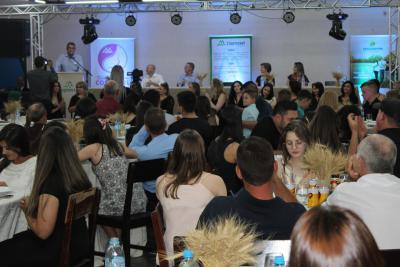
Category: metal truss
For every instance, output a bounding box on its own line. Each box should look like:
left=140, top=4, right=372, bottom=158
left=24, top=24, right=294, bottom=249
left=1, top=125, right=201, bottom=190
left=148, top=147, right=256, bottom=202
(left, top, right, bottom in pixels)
left=30, top=14, right=43, bottom=68
left=1, top=0, right=400, bottom=16
left=389, top=6, right=400, bottom=87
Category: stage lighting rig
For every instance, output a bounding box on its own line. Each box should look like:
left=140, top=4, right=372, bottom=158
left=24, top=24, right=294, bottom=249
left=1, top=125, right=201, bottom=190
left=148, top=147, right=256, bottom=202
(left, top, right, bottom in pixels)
left=125, top=15, right=136, bottom=26
left=171, top=13, right=182, bottom=26
left=80, top=16, right=100, bottom=44
left=282, top=11, right=295, bottom=24
left=230, top=12, right=241, bottom=24
left=327, top=11, right=348, bottom=40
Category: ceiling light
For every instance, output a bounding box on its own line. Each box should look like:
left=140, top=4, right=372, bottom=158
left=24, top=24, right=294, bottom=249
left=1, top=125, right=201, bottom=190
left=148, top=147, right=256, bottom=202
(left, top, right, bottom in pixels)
left=282, top=11, right=295, bottom=24
left=34, top=0, right=46, bottom=3
left=66, top=0, right=118, bottom=4
left=80, top=16, right=100, bottom=44
left=327, top=11, right=348, bottom=40
left=125, top=15, right=136, bottom=26
left=171, top=14, right=182, bottom=26
left=230, top=12, right=241, bottom=24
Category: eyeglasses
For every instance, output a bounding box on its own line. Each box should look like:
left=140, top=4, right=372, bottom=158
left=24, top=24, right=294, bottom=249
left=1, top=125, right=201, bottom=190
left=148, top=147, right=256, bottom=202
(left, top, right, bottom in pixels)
left=285, top=140, right=305, bottom=148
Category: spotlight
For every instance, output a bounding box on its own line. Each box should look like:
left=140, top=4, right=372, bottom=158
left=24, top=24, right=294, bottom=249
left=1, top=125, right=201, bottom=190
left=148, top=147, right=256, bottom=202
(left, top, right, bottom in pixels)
left=282, top=11, right=295, bottom=24
left=79, top=16, right=100, bottom=44
left=125, top=15, right=136, bottom=26
left=327, top=11, right=348, bottom=40
left=171, top=14, right=182, bottom=26
left=230, top=12, right=241, bottom=24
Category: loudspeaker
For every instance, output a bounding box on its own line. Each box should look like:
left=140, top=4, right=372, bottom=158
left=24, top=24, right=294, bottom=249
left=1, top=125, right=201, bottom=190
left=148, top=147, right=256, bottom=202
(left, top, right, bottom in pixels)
left=0, top=19, right=30, bottom=58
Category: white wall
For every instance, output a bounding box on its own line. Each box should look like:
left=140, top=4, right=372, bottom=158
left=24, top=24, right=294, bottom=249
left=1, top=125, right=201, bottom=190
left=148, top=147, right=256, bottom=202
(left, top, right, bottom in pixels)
left=43, top=7, right=388, bottom=88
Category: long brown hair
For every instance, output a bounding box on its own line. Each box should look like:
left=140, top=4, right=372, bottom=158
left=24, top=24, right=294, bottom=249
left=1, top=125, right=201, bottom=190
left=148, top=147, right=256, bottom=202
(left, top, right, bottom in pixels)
left=164, top=129, right=206, bottom=199
left=26, top=126, right=91, bottom=218
left=280, top=120, right=310, bottom=164
left=289, top=206, right=384, bottom=267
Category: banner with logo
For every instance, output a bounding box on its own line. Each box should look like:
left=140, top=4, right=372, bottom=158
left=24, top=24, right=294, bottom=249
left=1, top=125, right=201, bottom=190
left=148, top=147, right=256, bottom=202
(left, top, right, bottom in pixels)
left=210, top=35, right=252, bottom=83
left=90, top=38, right=135, bottom=88
left=350, top=35, right=393, bottom=91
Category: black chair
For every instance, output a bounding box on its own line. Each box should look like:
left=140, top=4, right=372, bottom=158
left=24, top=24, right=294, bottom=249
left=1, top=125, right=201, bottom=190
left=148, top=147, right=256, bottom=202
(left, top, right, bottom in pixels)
left=94, top=158, right=167, bottom=267
left=381, top=249, right=400, bottom=267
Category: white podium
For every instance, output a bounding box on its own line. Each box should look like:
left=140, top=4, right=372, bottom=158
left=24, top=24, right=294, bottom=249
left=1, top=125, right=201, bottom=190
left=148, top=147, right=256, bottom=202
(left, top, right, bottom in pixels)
left=58, top=72, right=84, bottom=119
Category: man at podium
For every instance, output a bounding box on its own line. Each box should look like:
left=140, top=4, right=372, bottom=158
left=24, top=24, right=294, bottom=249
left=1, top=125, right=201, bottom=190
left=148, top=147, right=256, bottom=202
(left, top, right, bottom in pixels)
left=55, top=42, right=84, bottom=72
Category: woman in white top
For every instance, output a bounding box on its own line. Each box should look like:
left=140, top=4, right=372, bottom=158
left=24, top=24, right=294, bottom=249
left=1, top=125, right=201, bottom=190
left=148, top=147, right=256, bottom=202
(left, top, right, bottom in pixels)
left=277, top=120, right=311, bottom=186
left=156, top=129, right=227, bottom=260
left=0, top=124, right=36, bottom=193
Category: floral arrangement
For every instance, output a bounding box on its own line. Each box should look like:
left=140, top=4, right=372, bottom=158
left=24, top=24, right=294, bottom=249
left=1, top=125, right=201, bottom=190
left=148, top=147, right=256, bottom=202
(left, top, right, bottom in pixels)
left=107, top=112, right=130, bottom=124
left=4, top=101, right=21, bottom=114
left=303, top=143, right=347, bottom=185
left=65, top=119, right=84, bottom=144
left=173, top=217, right=257, bottom=267
left=332, top=72, right=343, bottom=86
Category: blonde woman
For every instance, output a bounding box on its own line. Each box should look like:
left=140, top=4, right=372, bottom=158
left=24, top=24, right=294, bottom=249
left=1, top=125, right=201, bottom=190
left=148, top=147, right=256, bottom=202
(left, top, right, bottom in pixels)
left=206, top=78, right=227, bottom=113
left=110, top=65, right=129, bottom=104
left=317, top=90, right=340, bottom=112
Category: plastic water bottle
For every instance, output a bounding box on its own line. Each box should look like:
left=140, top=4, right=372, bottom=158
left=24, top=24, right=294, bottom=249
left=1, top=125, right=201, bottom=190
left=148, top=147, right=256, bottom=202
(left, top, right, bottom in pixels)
left=16, top=110, right=20, bottom=124
left=105, top=237, right=125, bottom=267
left=178, top=249, right=200, bottom=267
left=274, top=255, right=285, bottom=266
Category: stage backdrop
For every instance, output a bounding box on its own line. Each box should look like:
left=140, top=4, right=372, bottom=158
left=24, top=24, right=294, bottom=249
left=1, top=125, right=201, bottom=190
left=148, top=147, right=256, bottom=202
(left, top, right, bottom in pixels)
left=351, top=35, right=393, bottom=99
left=90, top=38, right=135, bottom=88
left=209, top=35, right=252, bottom=84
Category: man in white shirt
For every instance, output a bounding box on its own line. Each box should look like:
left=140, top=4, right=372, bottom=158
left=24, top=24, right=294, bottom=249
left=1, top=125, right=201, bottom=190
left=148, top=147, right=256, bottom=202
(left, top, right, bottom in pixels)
left=325, top=134, right=400, bottom=250
left=141, top=64, right=164, bottom=88
left=55, top=42, right=84, bottom=72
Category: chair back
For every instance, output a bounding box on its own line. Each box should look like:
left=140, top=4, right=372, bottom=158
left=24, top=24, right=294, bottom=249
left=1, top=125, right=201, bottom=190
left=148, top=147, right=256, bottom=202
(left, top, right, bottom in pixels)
left=59, top=187, right=100, bottom=267
left=381, top=249, right=400, bottom=267
left=151, top=203, right=169, bottom=267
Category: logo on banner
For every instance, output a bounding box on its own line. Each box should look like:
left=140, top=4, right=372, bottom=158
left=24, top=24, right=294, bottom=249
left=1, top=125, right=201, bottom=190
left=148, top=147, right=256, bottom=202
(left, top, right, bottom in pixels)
left=97, top=44, right=128, bottom=72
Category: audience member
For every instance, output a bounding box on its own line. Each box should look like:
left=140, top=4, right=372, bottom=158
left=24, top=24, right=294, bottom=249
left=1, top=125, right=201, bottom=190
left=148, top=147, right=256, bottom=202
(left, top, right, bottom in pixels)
left=75, top=97, right=96, bottom=119
left=309, top=82, right=324, bottom=111
left=277, top=120, right=311, bottom=186
left=277, top=89, right=292, bottom=103
left=228, top=80, right=244, bottom=108
left=206, top=78, right=227, bottom=113
left=68, top=81, right=96, bottom=114
left=208, top=105, right=244, bottom=194
left=260, top=82, right=276, bottom=109
left=48, top=81, right=65, bottom=119
left=159, top=82, right=175, bottom=114
left=386, top=89, right=400, bottom=99
left=317, top=90, right=340, bottom=112
left=252, top=100, right=298, bottom=150
left=296, top=90, right=312, bottom=119
left=256, top=62, right=275, bottom=86
left=0, top=126, right=92, bottom=266
left=242, top=88, right=259, bottom=138
left=242, top=81, right=272, bottom=122
left=0, top=124, right=36, bottom=192
left=362, top=80, right=382, bottom=120
left=288, top=62, right=309, bottom=87
left=129, top=108, right=178, bottom=209
left=289, top=206, right=384, bottom=267
left=326, top=134, right=400, bottom=249
left=110, top=65, right=130, bottom=104
left=96, top=80, right=120, bottom=117
left=121, top=93, right=136, bottom=126
left=188, top=82, right=201, bottom=97
left=288, top=80, right=302, bottom=100
left=79, top=116, right=145, bottom=238
left=142, top=64, right=165, bottom=88
left=337, top=105, right=362, bottom=145
left=125, top=100, right=153, bottom=146
left=338, top=80, right=360, bottom=106
left=156, top=130, right=226, bottom=258
left=25, top=103, right=47, bottom=155
left=198, top=137, right=305, bottom=239
left=309, top=105, right=342, bottom=152
left=167, top=91, right=211, bottom=146
left=143, top=89, right=176, bottom=127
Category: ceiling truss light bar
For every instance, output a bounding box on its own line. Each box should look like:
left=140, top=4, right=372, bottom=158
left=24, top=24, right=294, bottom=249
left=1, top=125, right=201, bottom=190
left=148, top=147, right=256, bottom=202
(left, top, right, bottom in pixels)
left=34, top=0, right=46, bottom=3
left=66, top=0, right=118, bottom=4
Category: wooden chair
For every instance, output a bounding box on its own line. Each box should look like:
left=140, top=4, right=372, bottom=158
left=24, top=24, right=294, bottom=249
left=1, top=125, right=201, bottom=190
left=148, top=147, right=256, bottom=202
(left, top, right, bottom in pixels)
left=151, top=203, right=169, bottom=267
left=59, top=187, right=101, bottom=267
left=95, top=159, right=167, bottom=267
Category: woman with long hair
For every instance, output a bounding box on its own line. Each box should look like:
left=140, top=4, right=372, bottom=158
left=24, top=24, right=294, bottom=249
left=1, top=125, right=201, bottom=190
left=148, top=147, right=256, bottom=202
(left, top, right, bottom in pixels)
left=0, top=126, right=92, bottom=266
left=228, top=80, right=244, bottom=108
left=260, top=82, right=277, bottom=108
left=0, top=124, right=36, bottom=192
left=289, top=206, right=384, bottom=267
left=156, top=130, right=226, bottom=259
left=188, top=82, right=201, bottom=97
left=78, top=115, right=146, bottom=237
left=309, top=105, right=342, bottom=152
left=159, top=82, right=175, bottom=114
left=317, top=90, right=340, bottom=112
left=206, top=78, right=227, bottom=113
left=339, top=80, right=360, bottom=106
left=277, top=120, right=311, bottom=186
left=288, top=62, right=309, bottom=87
left=68, top=81, right=97, bottom=114
left=309, top=82, right=325, bottom=111
left=207, top=105, right=244, bottom=194
left=49, top=81, right=65, bottom=119
left=110, top=65, right=129, bottom=104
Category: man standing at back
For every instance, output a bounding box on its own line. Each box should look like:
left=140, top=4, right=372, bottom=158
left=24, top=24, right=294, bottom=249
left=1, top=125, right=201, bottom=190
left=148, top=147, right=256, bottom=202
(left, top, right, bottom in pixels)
left=55, top=42, right=84, bottom=72
left=198, top=137, right=305, bottom=239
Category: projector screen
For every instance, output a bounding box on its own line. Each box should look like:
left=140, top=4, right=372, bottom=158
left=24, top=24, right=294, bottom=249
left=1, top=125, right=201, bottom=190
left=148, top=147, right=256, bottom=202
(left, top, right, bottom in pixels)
left=209, top=35, right=252, bottom=84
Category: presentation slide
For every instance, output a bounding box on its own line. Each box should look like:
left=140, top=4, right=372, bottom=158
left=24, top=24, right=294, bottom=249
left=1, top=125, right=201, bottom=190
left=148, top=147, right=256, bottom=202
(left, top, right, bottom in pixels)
left=90, top=38, right=135, bottom=88
left=209, top=35, right=252, bottom=83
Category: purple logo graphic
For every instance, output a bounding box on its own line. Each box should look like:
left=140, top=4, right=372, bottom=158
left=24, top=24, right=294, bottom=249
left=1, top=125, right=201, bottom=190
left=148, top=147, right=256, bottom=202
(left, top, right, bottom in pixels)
left=97, top=43, right=128, bottom=72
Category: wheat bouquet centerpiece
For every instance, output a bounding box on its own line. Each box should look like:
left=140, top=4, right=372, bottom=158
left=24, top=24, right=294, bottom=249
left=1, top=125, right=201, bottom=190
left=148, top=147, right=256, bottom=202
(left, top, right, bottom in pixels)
left=172, top=217, right=257, bottom=267
left=65, top=119, right=84, bottom=144
left=5, top=101, right=21, bottom=122
left=332, top=72, right=343, bottom=86
left=303, top=143, right=347, bottom=185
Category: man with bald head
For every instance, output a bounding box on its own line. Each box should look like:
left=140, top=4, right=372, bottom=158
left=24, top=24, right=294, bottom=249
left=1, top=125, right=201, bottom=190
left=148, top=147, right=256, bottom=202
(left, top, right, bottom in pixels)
left=141, top=64, right=164, bottom=88
left=96, top=80, right=119, bottom=116
left=326, top=134, right=400, bottom=250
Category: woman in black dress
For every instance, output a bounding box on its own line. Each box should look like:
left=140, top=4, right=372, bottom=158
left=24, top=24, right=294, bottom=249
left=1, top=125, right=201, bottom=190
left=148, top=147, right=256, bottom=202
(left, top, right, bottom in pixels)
left=159, top=82, right=175, bottom=114
left=0, top=126, right=92, bottom=266
left=48, top=81, right=65, bottom=119
left=227, top=80, right=244, bottom=108
left=68, top=81, right=97, bottom=115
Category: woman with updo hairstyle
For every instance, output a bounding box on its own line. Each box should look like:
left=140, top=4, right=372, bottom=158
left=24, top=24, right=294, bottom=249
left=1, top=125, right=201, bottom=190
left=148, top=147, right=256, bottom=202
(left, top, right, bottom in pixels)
left=156, top=129, right=227, bottom=259
left=289, top=205, right=384, bottom=267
